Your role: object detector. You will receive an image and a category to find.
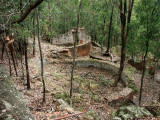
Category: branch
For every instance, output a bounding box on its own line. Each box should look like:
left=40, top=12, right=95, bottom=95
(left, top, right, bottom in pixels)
left=53, top=111, right=87, bottom=120
left=11, top=0, right=44, bottom=24
left=0, top=0, right=44, bottom=34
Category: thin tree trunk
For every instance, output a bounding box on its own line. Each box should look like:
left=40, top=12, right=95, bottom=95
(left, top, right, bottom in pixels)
left=139, top=41, right=149, bottom=106
left=48, top=0, right=52, bottom=44
left=1, top=41, right=5, bottom=60
left=70, top=0, right=83, bottom=99
left=20, top=40, right=25, bottom=80
left=33, top=11, right=36, bottom=55
left=105, top=6, right=114, bottom=55
left=101, top=15, right=107, bottom=54
left=24, top=40, right=30, bottom=89
left=5, top=44, right=12, bottom=76
left=10, top=45, right=18, bottom=76
left=37, top=7, right=46, bottom=102
left=139, top=7, right=149, bottom=106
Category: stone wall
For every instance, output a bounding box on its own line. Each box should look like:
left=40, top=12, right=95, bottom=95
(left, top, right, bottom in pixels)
left=68, top=41, right=91, bottom=57
left=52, top=28, right=91, bottom=46
left=0, top=65, right=34, bottom=120
left=75, top=59, right=134, bottom=86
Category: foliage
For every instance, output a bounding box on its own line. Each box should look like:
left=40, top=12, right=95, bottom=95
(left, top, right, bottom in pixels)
left=114, top=105, right=152, bottom=120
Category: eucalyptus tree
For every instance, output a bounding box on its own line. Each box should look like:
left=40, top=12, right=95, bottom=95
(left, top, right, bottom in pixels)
left=113, top=0, right=134, bottom=86
left=37, top=7, right=46, bottom=102
left=70, top=0, right=83, bottom=101
left=135, top=0, right=160, bottom=106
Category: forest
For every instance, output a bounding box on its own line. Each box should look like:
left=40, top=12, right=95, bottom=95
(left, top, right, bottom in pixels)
left=0, top=0, right=160, bottom=120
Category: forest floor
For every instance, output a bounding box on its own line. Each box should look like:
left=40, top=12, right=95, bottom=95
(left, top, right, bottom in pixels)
left=0, top=38, right=160, bottom=120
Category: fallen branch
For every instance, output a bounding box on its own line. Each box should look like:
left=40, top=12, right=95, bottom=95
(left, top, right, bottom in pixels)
left=53, top=111, right=87, bottom=120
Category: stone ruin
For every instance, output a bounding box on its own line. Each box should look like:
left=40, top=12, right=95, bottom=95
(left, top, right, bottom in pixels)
left=52, top=28, right=91, bottom=57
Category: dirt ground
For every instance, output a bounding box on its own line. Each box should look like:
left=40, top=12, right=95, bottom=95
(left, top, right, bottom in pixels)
left=0, top=38, right=160, bottom=120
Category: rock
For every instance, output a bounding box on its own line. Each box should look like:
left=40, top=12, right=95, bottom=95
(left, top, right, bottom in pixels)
left=50, top=115, right=56, bottom=119
left=37, top=58, right=47, bottom=68
left=57, top=99, right=74, bottom=112
left=155, top=75, right=160, bottom=83
left=59, top=49, right=69, bottom=54
left=105, top=88, right=134, bottom=106
left=0, top=64, right=34, bottom=120
left=82, top=110, right=104, bottom=120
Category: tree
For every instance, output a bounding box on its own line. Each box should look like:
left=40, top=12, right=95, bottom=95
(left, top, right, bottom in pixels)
left=0, top=0, right=45, bottom=34
left=113, top=0, right=134, bottom=86
left=37, top=7, right=46, bottom=102
left=33, top=10, right=36, bottom=55
left=70, top=0, right=83, bottom=100
left=137, top=0, right=160, bottom=106
left=48, top=0, right=52, bottom=44
left=104, top=5, right=114, bottom=56
left=24, top=38, right=30, bottom=89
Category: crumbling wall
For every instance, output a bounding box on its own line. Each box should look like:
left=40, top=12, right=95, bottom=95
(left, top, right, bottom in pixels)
left=68, top=41, right=91, bottom=57
left=52, top=28, right=91, bottom=46
left=75, top=59, right=133, bottom=86
left=53, top=31, right=73, bottom=46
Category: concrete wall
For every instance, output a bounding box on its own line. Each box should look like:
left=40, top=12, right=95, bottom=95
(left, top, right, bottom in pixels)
left=75, top=59, right=134, bottom=85
left=68, top=41, right=91, bottom=57
left=52, top=28, right=91, bottom=46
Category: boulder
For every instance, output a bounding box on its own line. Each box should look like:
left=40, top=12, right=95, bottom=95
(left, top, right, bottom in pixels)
left=105, top=88, right=134, bottom=106
left=57, top=99, right=74, bottom=112
left=155, top=75, right=160, bottom=84
left=0, top=65, right=34, bottom=120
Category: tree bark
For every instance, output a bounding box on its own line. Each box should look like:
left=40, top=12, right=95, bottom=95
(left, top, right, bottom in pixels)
left=48, top=0, right=52, bottom=44
left=1, top=41, right=5, bottom=60
left=11, top=0, right=44, bottom=24
left=24, top=40, right=30, bottom=89
left=37, top=7, right=46, bottom=102
left=33, top=11, right=36, bottom=55
left=70, top=0, right=83, bottom=99
left=113, top=0, right=134, bottom=86
left=139, top=5, right=149, bottom=106
left=105, top=6, right=114, bottom=56
left=4, top=43, right=12, bottom=76
left=101, top=14, right=107, bottom=54
left=139, top=40, right=149, bottom=106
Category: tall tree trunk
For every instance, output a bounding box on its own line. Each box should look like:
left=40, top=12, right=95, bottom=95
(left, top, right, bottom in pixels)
left=24, top=40, right=30, bottom=89
left=5, top=43, right=12, bottom=76
left=139, top=40, right=149, bottom=106
left=1, top=41, right=5, bottom=60
left=105, top=6, right=114, bottom=56
left=113, top=0, right=134, bottom=86
left=33, top=11, right=36, bottom=55
left=70, top=0, right=83, bottom=99
left=139, top=7, right=149, bottom=106
left=101, top=15, right=107, bottom=54
left=20, top=41, right=25, bottom=81
left=48, top=0, right=52, bottom=44
left=37, top=7, right=46, bottom=102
